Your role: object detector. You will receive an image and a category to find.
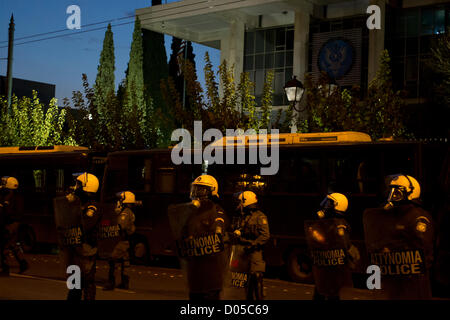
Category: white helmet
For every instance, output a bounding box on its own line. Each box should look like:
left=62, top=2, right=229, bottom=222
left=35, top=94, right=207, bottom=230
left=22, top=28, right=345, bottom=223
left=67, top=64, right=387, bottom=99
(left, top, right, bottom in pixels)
left=317, top=193, right=348, bottom=218
left=237, top=191, right=258, bottom=208
left=190, top=174, right=219, bottom=199
left=74, top=172, right=99, bottom=193
left=1, top=176, right=19, bottom=190
left=117, top=191, right=137, bottom=204
left=386, top=174, right=421, bottom=205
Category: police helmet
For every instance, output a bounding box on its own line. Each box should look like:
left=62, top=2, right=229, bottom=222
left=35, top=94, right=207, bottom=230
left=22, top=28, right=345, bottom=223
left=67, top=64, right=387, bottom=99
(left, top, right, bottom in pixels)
left=237, top=191, right=258, bottom=208
left=74, top=172, right=99, bottom=193
left=386, top=174, right=421, bottom=202
left=190, top=175, right=218, bottom=199
left=1, top=176, right=19, bottom=190
left=317, top=193, right=348, bottom=218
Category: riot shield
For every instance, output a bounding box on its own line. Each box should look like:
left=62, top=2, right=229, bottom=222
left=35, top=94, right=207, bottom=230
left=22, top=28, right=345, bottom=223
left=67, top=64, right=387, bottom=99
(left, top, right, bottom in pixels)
left=304, top=218, right=352, bottom=297
left=363, top=206, right=433, bottom=299
left=53, top=196, right=83, bottom=248
left=97, top=203, right=120, bottom=259
left=168, top=200, right=229, bottom=296
left=222, top=244, right=250, bottom=299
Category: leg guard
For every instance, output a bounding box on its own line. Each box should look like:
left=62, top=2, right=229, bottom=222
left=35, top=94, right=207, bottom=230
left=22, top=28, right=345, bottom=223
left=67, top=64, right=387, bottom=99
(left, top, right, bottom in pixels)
left=83, top=257, right=97, bottom=300
left=254, top=272, right=264, bottom=300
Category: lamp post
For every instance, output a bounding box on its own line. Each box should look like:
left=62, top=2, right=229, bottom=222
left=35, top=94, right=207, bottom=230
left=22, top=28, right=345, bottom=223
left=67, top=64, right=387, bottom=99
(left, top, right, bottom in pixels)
left=284, top=76, right=305, bottom=133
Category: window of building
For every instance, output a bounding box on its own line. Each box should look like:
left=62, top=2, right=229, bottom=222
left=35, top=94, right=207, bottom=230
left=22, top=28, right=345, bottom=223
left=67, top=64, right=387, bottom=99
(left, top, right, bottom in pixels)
left=244, top=26, right=294, bottom=106
left=386, top=5, right=450, bottom=99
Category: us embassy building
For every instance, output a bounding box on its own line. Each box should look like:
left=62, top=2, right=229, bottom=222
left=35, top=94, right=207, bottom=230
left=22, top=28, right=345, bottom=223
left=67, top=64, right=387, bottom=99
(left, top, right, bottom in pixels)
left=137, top=0, right=450, bottom=136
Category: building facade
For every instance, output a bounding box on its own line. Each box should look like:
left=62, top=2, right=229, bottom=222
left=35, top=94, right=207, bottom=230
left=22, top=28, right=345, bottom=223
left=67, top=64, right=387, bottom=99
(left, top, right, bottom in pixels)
left=137, top=0, right=450, bottom=135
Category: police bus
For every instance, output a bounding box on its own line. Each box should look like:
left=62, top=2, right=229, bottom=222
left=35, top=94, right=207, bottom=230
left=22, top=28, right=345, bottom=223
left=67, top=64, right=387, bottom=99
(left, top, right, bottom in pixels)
left=100, top=131, right=449, bottom=284
left=0, top=145, right=106, bottom=252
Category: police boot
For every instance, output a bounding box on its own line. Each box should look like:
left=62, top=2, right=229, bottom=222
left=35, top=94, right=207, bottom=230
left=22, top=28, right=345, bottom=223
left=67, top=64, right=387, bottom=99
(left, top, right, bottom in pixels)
left=103, top=261, right=115, bottom=291
left=255, top=272, right=264, bottom=300
left=117, top=275, right=129, bottom=290
left=19, top=259, right=29, bottom=274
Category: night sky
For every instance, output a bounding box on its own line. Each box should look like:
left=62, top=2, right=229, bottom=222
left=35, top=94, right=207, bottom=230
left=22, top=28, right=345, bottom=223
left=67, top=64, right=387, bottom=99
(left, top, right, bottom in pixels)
left=0, top=0, right=220, bottom=106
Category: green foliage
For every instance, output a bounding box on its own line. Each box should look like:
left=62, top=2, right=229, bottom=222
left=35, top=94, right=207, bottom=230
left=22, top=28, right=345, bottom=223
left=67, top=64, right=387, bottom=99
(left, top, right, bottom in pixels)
left=260, top=70, right=274, bottom=131
left=161, top=53, right=280, bottom=140
left=366, top=49, right=406, bottom=139
left=430, top=28, right=450, bottom=107
left=94, top=23, right=116, bottom=146
left=238, top=72, right=256, bottom=130
left=0, top=91, right=75, bottom=147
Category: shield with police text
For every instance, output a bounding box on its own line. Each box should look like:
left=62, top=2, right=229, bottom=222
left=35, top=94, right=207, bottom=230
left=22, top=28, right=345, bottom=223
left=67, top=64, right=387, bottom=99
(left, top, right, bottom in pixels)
left=53, top=196, right=83, bottom=248
left=168, top=200, right=229, bottom=294
left=97, top=203, right=121, bottom=259
left=363, top=205, right=433, bottom=299
left=304, top=218, right=352, bottom=297
left=223, top=244, right=251, bottom=299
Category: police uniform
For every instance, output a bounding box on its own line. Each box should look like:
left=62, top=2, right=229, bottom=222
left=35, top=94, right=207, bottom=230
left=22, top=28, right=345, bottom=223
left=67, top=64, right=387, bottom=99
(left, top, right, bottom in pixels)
left=104, top=206, right=135, bottom=290
left=182, top=199, right=228, bottom=300
left=305, top=193, right=357, bottom=300
left=363, top=174, right=434, bottom=299
left=237, top=206, right=270, bottom=300
left=363, top=203, right=434, bottom=299
left=0, top=189, right=28, bottom=274
left=308, top=216, right=353, bottom=300
left=63, top=199, right=100, bottom=300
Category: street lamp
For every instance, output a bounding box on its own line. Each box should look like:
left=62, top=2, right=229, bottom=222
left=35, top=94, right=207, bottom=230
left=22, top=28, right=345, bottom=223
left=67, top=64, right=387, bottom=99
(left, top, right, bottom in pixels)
left=284, top=76, right=305, bottom=112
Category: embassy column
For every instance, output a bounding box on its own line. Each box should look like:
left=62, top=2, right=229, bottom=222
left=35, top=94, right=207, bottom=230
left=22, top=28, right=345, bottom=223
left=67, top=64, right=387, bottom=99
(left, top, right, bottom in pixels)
left=368, top=0, right=386, bottom=83
left=220, top=19, right=245, bottom=102
left=292, top=9, right=310, bottom=132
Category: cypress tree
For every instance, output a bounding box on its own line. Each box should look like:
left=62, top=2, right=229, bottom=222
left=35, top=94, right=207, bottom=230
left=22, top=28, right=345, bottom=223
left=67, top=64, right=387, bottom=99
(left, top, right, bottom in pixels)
left=94, top=23, right=115, bottom=145
left=125, top=16, right=148, bottom=147
left=142, top=0, right=168, bottom=112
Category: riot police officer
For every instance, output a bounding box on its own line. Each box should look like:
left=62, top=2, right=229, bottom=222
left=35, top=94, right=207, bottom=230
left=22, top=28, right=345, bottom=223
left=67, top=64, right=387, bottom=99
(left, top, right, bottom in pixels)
left=179, top=174, right=228, bottom=300
left=233, top=191, right=270, bottom=300
left=305, top=193, right=359, bottom=300
left=0, top=176, right=29, bottom=275
left=103, top=191, right=137, bottom=291
left=363, top=174, right=434, bottom=299
left=63, top=172, right=101, bottom=300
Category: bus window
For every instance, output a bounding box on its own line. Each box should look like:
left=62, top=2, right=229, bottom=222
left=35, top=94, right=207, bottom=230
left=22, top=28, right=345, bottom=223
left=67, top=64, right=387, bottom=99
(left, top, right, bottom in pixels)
left=33, top=169, right=46, bottom=193
left=156, top=168, right=175, bottom=194
left=383, top=146, right=415, bottom=176
left=327, top=155, right=378, bottom=194
left=270, top=157, right=320, bottom=194
left=55, top=169, right=65, bottom=194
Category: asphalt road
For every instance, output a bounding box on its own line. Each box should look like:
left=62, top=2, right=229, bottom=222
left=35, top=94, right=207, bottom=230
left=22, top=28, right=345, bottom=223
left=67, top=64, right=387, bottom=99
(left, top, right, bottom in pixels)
left=0, top=253, right=379, bottom=300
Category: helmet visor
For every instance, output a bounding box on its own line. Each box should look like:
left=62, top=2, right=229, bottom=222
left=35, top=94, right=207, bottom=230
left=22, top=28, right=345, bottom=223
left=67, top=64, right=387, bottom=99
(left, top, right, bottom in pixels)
left=190, top=184, right=212, bottom=199
left=320, top=197, right=335, bottom=210
left=387, top=186, right=405, bottom=202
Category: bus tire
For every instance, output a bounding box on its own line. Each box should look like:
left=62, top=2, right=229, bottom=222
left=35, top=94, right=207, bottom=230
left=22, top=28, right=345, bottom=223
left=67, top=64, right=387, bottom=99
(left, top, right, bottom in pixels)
left=286, top=248, right=313, bottom=283
left=18, top=224, right=36, bottom=253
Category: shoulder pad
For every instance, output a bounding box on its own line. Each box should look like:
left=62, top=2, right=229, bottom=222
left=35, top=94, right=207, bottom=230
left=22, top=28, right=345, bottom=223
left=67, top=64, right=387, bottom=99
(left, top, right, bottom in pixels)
left=258, top=214, right=268, bottom=225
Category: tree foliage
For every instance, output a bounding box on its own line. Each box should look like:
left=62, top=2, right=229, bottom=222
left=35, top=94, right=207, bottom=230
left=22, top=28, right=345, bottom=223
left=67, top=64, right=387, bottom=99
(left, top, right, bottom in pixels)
left=429, top=28, right=450, bottom=111
left=0, top=92, right=75, bottom=147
